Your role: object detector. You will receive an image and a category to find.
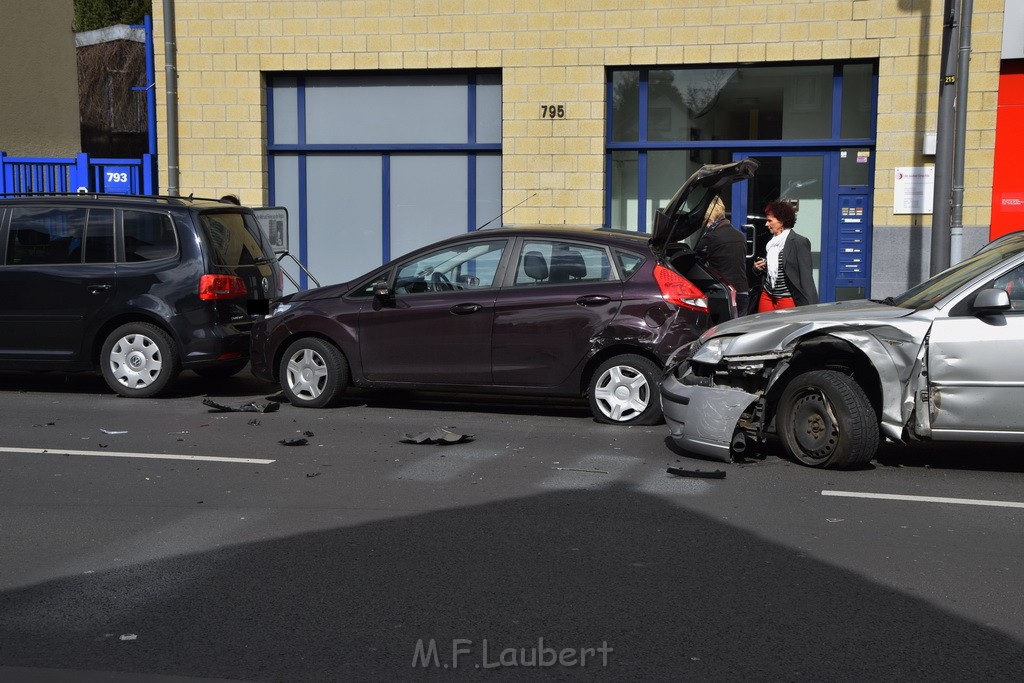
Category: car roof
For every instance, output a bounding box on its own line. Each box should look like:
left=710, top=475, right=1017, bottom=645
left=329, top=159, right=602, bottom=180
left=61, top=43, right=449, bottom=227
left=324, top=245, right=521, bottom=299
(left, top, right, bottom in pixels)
left=468, top=225, right=652, bottom=248
left=0, top=193, right=231, bottom=209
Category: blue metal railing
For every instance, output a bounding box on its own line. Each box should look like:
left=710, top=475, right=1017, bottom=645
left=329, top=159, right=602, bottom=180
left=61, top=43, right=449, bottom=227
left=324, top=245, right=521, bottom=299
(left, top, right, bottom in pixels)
left=0, top=152, right=154, bottom=195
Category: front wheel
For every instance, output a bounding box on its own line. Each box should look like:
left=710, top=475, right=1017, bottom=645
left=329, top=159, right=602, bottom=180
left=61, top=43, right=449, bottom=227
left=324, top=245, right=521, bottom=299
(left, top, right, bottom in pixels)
left=279, top=337, right=349, bottom=408
left=776, top=370, right=879, bottom=469
left=587, top=354, right=662, bottom=425
left=101, top=322, right=180, bottom=398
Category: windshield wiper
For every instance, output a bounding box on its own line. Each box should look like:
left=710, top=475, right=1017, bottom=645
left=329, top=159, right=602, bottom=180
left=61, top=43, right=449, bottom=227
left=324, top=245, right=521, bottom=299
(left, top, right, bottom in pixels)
left=870, top=296, right=898, bottom=306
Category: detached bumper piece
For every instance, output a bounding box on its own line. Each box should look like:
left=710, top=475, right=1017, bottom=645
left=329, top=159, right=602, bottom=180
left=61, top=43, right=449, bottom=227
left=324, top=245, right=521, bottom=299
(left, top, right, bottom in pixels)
left=660, top=374, right=758, bottom=463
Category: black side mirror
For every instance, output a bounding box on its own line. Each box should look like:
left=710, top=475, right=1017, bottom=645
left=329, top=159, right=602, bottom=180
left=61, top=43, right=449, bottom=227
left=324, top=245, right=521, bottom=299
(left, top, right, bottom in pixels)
left=372, top=279, right=393, bottom=304
left=973, top=287, right=1011, bottom=311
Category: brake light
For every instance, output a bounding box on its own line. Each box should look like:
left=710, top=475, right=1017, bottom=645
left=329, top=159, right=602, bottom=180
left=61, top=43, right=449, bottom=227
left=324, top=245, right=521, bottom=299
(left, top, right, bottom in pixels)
left=654, top=264, right=708, bottom=312
left=199, top=274, right=248, bottom=300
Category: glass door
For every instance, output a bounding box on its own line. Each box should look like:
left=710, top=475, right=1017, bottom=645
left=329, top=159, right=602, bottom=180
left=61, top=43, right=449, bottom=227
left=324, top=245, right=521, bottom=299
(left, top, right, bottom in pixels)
left=729, top=152, right=833, bottom=302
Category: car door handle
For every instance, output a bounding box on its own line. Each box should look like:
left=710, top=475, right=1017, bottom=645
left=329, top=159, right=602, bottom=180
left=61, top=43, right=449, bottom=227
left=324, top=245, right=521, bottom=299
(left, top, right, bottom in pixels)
left=88, top=284, right=113, bottom=293
left=576, top=295, right=611, bottom=306
left=450, top=303, right=483, bottom=315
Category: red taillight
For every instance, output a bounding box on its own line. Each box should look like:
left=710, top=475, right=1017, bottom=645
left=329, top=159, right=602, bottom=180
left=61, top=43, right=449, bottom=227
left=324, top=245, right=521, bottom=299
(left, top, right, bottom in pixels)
left=199, top=274, right=248, bottom=300
left=654, top=264, right=708, bottom=312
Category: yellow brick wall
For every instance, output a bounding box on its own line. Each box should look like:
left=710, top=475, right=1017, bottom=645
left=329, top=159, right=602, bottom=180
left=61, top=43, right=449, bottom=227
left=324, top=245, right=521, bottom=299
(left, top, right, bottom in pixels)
left=154, top=0, right=1004, bottom=228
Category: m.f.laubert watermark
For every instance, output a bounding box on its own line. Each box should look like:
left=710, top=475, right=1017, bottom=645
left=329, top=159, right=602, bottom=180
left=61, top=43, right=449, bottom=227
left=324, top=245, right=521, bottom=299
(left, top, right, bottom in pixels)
left=412, top=637, right=612, bottom=669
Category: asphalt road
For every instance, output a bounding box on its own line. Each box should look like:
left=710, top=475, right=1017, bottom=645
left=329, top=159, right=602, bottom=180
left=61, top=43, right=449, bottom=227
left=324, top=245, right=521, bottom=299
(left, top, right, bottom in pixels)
left=1, top=369, right=1023, bottom=682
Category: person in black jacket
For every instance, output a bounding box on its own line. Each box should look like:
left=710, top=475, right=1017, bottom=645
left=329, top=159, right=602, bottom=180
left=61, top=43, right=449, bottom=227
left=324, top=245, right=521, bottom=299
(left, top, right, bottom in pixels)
left=752, top=199, right=819, bottom=311
left=696, top=196, right=750, bottom=317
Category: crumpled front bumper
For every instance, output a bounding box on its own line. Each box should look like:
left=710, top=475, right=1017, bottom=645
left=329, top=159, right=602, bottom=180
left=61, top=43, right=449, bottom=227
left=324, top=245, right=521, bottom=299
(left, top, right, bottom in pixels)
left=660, top=373, right=759, bottom=462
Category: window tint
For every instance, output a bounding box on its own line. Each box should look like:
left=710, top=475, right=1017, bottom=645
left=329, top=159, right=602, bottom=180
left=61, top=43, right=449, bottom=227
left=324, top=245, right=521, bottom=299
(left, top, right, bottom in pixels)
left=513, top=240, right=615, bottom=286
left=84, top=209, right=115, bottom=263
left=394, top=240, right=506, bottom=295
left=199, top=212, right=271, bottom=266
left=6, top=207, right=88, bottom=265
left=123, top=210, right=178, bottom=262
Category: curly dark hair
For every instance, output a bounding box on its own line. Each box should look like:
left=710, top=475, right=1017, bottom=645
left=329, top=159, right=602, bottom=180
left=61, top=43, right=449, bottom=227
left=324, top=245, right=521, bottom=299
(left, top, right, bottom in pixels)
left=765, top=199, right=797, bottom=228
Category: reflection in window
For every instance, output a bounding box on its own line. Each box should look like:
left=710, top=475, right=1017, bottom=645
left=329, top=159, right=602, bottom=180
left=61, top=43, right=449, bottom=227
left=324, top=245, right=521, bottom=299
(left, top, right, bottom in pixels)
left=615, top=250, right=645, bottom=279
left=394, top=240, right=506, bottom=295
left=647, top=65, right=833, bottom=142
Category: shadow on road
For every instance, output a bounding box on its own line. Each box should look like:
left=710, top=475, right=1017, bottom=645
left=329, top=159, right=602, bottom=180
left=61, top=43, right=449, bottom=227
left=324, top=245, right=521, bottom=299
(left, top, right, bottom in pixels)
left=1, top=483, right=1022, bottom=681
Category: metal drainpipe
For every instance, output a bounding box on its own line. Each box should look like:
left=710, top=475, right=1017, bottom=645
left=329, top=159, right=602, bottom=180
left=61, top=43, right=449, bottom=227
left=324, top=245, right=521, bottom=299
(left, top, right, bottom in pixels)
left=950, top=0, right=974, bottom=264
left=162, top=0, right=179, bottom=196
left=930, top=0, right=958, bottom=275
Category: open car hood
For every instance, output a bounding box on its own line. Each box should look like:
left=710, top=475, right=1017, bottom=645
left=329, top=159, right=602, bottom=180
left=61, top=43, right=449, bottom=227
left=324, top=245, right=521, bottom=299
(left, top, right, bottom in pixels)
left=649, top=157, right=759, bottom=256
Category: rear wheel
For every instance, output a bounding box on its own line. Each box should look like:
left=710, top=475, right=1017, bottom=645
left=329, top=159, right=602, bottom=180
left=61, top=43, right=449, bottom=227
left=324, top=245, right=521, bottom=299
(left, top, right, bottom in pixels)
left=587, top=354, right=662, bottom=425
left=279, top=337, right=349, bottom=408
left=101, top=322, right=180, bottom=398
left=776, top=370, right=878, bottom=469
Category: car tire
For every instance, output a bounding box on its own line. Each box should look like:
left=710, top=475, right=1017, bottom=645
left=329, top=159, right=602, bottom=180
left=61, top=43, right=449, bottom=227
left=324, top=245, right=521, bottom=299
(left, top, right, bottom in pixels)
left=279, top=337, right=349, bottom=408
left=776, top=370, right=879, bottom=469
left=193, top=361, right=249, bottom=380
left=101, top=322, right=180, bottom=398
left=587, top=354, right=662, bottom=425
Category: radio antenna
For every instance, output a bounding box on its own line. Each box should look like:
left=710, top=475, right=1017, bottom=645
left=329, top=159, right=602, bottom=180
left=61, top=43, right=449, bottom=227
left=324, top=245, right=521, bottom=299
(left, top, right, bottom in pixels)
left=476, top=192, right=537, bottom=230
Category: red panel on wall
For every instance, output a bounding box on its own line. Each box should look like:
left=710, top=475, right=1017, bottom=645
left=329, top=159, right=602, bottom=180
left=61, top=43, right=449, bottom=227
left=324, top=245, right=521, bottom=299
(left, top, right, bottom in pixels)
left=991, top=61, right=1024, bottom=238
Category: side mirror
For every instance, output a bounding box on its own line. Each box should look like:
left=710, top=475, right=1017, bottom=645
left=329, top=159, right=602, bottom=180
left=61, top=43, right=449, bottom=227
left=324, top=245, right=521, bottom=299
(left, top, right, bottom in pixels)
left=973, top=287, right=1011, bottom=311
left=372, top=279, right=393, bottom=303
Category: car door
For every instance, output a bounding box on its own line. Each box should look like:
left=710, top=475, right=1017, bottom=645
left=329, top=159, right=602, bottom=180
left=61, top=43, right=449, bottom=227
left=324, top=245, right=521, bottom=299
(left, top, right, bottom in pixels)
left=926, top=262, right=1024, bottom=435
left=358, top=239, right=507, bottom=384
left=0, top=206, right=116, bottom=363
left=491, top=238, right=623, bottom=387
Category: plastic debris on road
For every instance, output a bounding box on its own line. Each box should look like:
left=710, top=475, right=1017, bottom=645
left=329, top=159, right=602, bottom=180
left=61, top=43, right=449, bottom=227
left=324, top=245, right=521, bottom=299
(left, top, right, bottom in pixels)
left=666, top=466, right=726, bottom=479
left=400, top=427, right=475, bottom=445
left=203, top=398, right=281, bottom=413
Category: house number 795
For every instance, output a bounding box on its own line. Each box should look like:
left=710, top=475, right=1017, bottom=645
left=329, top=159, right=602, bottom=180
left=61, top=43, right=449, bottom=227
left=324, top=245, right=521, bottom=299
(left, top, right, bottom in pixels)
left=541, top=104, right=566, bottom=119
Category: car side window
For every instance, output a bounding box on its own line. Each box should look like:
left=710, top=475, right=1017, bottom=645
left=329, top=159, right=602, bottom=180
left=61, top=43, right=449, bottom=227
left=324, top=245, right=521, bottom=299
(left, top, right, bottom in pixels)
left=512, top=240, right=614, bottom=286
left=394, top=240, right=506, bottom=295
left=615, top=250, right=645, bottom=279
left=991, top=264, right=1024, bottom=311
left=123, top=210, right=178, bottom=262
left=5, top=207, right=89, bottom=265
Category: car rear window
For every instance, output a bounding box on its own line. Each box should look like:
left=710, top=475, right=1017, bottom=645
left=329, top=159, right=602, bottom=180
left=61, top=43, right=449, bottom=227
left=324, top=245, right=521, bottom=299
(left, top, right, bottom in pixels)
left=199, top=212, right=273, bottom=266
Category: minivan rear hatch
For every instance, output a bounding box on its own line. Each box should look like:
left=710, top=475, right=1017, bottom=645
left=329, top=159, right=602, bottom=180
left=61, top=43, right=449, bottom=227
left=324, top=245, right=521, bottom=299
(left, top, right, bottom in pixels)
left=198, top=210, right=282, bottom=315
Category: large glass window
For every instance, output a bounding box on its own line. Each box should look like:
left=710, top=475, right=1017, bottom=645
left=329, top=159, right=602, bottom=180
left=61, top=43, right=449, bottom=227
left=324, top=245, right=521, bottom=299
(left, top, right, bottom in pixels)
left=269, top=72, right=502, bottom=290
left=608, top=62, right=877, bottom=232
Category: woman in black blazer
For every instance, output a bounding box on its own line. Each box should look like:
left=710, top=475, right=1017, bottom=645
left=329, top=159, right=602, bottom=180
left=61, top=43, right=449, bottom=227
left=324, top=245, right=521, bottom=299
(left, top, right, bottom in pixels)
left=752, top=199, right=819, bottom=311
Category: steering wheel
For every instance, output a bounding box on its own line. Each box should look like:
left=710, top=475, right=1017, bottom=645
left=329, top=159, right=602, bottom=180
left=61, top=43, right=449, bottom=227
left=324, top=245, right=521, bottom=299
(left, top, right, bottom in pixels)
left=430, top=271, right=454, bottom=291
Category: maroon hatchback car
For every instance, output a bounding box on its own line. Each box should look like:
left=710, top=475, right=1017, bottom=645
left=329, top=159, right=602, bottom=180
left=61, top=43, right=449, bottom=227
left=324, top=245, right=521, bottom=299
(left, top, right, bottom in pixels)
left=249, top=159, right=757, bottom=424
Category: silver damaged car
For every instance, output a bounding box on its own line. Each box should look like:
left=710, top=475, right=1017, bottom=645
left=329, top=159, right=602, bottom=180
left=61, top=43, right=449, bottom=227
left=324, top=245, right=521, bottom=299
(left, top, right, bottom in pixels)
left=660, top=231, right=1024, bottom=469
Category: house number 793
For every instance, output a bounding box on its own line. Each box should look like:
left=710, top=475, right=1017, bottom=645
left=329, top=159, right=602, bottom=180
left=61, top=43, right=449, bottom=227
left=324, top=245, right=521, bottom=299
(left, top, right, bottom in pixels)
left=541, top=104, right=566, bottom=119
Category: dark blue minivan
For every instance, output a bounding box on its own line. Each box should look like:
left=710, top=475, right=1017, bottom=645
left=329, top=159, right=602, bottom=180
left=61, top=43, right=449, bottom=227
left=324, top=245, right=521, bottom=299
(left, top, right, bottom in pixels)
left=0, top=194, right=283, bottom=397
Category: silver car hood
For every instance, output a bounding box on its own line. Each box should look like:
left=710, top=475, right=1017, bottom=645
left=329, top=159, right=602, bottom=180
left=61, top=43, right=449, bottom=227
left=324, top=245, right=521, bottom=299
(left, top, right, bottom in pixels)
left=700, top=300, right=931, bottom=355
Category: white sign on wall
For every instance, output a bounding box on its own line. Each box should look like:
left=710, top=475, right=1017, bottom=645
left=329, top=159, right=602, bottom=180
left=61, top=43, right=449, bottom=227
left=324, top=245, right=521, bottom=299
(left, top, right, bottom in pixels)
left=893, top=166, right=935, bottom=215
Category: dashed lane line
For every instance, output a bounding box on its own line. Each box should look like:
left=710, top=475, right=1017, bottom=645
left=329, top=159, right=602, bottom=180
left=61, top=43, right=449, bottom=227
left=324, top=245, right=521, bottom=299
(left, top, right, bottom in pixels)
left=0, top=446, right=275, bottom=465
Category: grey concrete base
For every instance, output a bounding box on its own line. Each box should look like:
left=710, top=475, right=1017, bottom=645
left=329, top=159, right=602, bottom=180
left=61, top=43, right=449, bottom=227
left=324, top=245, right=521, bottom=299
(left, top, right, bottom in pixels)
left=870, top=224, right=990, bottom=298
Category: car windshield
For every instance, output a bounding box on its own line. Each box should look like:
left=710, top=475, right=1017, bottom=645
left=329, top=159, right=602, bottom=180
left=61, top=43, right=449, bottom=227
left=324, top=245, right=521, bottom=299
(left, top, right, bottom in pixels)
left=892, top=237, right=1024, bottom=309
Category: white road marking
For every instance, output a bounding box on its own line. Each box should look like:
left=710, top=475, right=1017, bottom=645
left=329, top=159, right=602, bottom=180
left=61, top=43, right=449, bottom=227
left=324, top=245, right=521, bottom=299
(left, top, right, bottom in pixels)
left=822, top=489, right=1024, bottom=509
left=0, top=446, right=274, bottom=465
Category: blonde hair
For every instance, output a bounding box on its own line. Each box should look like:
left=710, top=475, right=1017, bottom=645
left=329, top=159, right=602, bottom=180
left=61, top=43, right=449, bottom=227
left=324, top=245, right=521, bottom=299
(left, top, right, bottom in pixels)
left=704, top=196, right=726, bottom=225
